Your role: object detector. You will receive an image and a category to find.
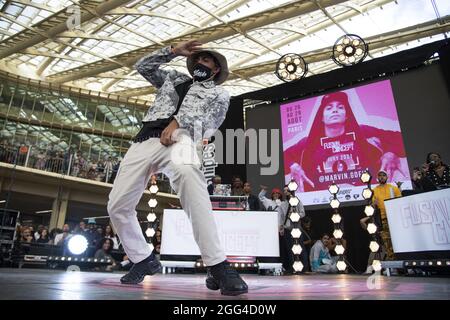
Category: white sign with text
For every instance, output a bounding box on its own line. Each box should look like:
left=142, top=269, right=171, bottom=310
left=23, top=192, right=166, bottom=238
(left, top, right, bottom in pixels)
left=385, top=189, right=450, bottom=253
left=161, top=209, right=280, bottom=257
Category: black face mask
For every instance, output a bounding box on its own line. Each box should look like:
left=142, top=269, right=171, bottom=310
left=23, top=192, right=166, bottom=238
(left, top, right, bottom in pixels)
left=192, top=63, right=213, bottom=82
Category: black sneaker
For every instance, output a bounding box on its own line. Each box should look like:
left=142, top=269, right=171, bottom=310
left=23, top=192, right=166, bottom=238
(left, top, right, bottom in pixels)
left=206, top=261, right=248, bottom=296
left=120, top=254, right=162, bottom=284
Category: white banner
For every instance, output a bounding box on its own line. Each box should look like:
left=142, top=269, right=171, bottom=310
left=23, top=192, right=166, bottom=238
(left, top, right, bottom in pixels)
left=385, top=189, right=450, bottom=253
left=161, top=209, right=279, bottom=257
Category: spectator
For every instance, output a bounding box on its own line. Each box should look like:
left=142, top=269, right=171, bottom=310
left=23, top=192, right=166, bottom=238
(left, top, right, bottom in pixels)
left=34, top=224, right=44, bottom=241
left=259, top=185, right=297, bottom=274
left=412, top=166, right=436, bottom=193
left=104, top=157, right=113, bottom=183
left=53, top=224, right=72, bottom=246
left=299, top=216, right=316, bottom=272
left=91, top=226, right=104, bottom=247
left=360, top=216, right=386, bottom=274
left=110, top=158, right=121, bottom=183
left=425, top=152, right=450, bottom=189
left=310, top=234, right=338, bottom=273
left=20, top=227, right=35, bottom=243
left=104, top=224, right=119, bottom=250
left=152, top=228, right=162, bottom=245
left=153, top=242, right=161, bottom=260
left=35, top=150, right=46, bottom=170
left=94, top=238, right=116, bottom=271
left=36, top=228, right=50, bottom=244
left=74, top=220, right=90, bottom=237
left=231, top=176, right=244, bottom=196
left=49, top=227, right=62, bottom=244
left=242, top=182, right=260, bottom=211
left=372, top=170, right=402, bottom=260
left=207, top=175, right=222, bottom=195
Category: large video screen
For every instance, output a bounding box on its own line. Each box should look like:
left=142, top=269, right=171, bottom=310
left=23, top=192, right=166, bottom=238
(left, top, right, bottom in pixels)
left=280, top=80, right=412, bottom=206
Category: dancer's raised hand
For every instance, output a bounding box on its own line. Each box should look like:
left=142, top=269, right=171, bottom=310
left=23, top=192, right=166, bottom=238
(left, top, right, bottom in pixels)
left=172, top=40, right=203, bottom=57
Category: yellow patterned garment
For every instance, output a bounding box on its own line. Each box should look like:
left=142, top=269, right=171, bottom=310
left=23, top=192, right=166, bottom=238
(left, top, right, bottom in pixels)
left=372, top=183, right=402, bottom=220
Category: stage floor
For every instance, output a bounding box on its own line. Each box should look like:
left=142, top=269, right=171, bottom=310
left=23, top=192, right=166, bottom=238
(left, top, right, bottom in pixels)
left=0, top=268, right=449, bottom=300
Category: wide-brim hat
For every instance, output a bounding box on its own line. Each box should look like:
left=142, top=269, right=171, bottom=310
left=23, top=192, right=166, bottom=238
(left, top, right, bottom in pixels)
left=186, top=50, right=229, bottom=85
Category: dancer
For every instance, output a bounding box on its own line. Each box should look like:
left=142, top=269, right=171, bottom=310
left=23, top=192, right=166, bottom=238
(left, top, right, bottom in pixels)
left=107, top=40, right=247, bottom=296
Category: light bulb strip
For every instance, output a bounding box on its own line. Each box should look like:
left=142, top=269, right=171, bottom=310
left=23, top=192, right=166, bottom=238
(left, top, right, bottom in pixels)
left=329, top=190, right=346, bottom=272
left=146, top=181, right=159, bottom=250
left=288, top=179, right=303, bottom=273
left=361, top=169, right=383, bottom=270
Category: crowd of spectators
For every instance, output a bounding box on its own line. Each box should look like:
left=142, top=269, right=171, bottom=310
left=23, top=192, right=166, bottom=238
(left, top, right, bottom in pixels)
left=0, top=139, right=121, bottom=184
left=15, top=219, right=163, bottom=272
left=5, top=144, right=449, bottom=275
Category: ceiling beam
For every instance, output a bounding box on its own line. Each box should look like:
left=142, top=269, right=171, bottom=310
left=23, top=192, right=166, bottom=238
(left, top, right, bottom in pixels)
left=231, top=17, right=450, bottom=80
left=45, top=0, right=349, bottom=84
left=110, top=16, right=450, bottom=97
left=100, top=0, right=253, bottom=92
left=229, top=0, right=395, bottom=69
left=0, top=0, right=133, bottom=59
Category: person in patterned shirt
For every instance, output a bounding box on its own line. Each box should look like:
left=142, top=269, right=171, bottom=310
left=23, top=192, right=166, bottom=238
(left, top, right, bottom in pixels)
left=107, top=40, right=247, bottom=295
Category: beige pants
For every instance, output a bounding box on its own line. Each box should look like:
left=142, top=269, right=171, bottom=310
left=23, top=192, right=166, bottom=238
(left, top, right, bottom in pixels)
left=107, top=135, right=226, bottom=266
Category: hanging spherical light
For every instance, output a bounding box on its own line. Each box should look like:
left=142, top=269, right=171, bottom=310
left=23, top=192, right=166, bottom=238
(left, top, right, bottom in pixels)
left=275, top=53, right=308, bottom=82
left=332, top=34, right=368, bottom=67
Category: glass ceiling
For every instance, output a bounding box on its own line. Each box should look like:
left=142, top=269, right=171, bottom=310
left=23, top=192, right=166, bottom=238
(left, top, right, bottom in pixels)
left=0, top=0, right=449, bottom=99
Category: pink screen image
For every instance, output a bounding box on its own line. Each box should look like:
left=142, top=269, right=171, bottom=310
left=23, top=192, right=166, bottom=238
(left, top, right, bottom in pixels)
left=280, top=80, right=411, bottom=205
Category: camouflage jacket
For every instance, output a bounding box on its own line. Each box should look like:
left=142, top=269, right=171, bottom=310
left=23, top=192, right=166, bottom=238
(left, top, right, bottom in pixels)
left=135, top=46, right=230, bottom=141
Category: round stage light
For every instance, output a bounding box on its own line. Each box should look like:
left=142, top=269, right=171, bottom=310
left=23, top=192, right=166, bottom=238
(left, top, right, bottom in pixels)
left=292, top=244, right=302, bottom=255
left=288, top=180, right=298, bottom=192
left=330, top=199, right=340, bottom=209
left=147, top=213, right=157, bottom=222
left=360, top=171, right=372, bottom=184
left=328, top=183, right=339, bottom=195
left=289, top=212, right=301, bottom=223
left=333, top=229, right=343, bottom=239
left=331, top=214, right=342, bottom=224
left=367, top=223, right=377, bottom=234
left=67, top=235, right=88, bottom=255
left=145, top=228, right=155, bottom=238
left=372, top=260, right=382, bottom=272
left=149, top=185, right=159, bottom=194
left=369, top=241, right=380, bottom=252
left=291, top=228, right=302, bottom=239
left=275, top=53, right=308, bottom=82
left=335, top=244, right=345, bottom=255
left=362, top=188, right=373, bottom=200
left=148, top=243, right=154, bottom=252
left=293, top=261, right=304, bottom=272
left=289, top=196, right=300, bottom=207
left=364, top=205, right=375, bottom=216
left=148, top=198, right=158, bottom=208
left=332, top=34, right=368, bottom=67
left=337, top=260, right=347, bottom=271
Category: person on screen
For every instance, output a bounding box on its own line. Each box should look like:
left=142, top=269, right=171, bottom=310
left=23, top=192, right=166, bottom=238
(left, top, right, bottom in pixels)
left=372, top=170, right=402, bottom=261
left=284, top=91, right=407, bottom=192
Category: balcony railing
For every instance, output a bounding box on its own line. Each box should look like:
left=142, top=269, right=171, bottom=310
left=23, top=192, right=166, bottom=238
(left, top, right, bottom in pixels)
left=0, top=144, right=174, bottom=194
